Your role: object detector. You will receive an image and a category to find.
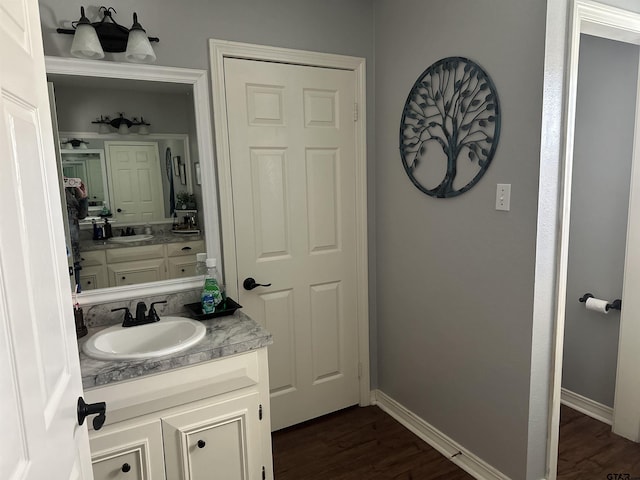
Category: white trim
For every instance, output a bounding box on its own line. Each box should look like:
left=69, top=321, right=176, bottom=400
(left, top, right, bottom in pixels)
left=45, top=57, right=220, bottom=306
left=546, top=1, right=640, bottom=477
left=560, top=388, right=613, bottom=425
left=372, top=390, right=510, bottom=480
left=209, top=39, right=371, bottom=407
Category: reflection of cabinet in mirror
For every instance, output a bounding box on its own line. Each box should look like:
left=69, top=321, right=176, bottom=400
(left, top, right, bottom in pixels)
left=61, top=149, right=109, bottom=214
left=79, top=240, right=205, bottom=290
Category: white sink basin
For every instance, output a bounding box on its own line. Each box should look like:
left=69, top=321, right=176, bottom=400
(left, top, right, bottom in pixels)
left=83, top=317, right=206, bottom=361
left=108, top=234, right=154, bottom=243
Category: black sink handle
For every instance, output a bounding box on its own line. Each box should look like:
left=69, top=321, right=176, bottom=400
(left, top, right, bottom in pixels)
left=148, top=300, right=167, bottom=322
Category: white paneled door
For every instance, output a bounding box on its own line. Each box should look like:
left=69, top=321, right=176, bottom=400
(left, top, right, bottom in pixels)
left=105, top=142, right=164, bottom=223
left=0, top=0, right=93, bottom=478
left=224, top=58, right=360, bottom=430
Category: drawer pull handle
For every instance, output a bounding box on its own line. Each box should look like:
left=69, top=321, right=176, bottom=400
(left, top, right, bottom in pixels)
left=121, top=463, right=131, bottom=473
left=197, top=440, right=206, bottom=449
left=181, top=246, right=192, bottom=251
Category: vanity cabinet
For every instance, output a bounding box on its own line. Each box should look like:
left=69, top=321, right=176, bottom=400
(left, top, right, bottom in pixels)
left=82, top=239, right=205, bottom=287
left=85, top=348, right=273, bottom=480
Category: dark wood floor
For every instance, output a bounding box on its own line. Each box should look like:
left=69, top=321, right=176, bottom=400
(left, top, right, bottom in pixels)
left=272, top=406, right=473, bottom=480
left=272, top=404, right=640, bottom=480
left=557, top=404, right=640, bottom=480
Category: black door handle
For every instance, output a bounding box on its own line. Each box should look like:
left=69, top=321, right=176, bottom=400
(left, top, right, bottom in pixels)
left=77, top=397, right=107, bottom=430
left=243, top=277, right=272, bottom=290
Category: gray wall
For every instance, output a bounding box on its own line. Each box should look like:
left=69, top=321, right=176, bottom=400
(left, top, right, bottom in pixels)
left=52, top=85, right=192, bottom=134
left=374, top=1, right=546, bottom=478
left=562, top=35, right=638, bottom=407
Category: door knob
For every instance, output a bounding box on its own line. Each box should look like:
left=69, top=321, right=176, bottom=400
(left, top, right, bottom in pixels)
left=77, top=396, right=107, bottom=431
left=243, top=277, right=272, bottom=290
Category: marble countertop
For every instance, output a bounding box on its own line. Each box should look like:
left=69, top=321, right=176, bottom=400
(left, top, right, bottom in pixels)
left=80, top=231, right=204, bottom=251
left=78, top=310, right=272, bottom=390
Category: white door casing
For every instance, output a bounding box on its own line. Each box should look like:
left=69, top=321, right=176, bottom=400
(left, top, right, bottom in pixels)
left=210, top=40, right=369, bottom=431
left=0, top=0, right=93, bottom=478
left=546, top=1, right=640, bottom=478
left=105, top=141, right=164, bottom=223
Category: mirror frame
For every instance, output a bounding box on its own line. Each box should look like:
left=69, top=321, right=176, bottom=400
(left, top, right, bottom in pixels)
left=46, top=56, right=220, bottom=306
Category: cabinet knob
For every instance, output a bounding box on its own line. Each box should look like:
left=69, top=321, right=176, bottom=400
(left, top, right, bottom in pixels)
left=197, top=439, right=206, bottom=449
left=121, top=463, right=131, bottom=473
left=122, top=276, right=126, bottom=280
left=87, top=281, right=92, bottom=285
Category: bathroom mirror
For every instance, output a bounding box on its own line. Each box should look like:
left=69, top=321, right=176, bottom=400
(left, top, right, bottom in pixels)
left=46, top=57, right=220, bottom=305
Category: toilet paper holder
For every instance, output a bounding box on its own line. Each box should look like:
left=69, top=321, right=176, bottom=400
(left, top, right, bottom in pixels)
left=579, top=293, right=622, bottom=311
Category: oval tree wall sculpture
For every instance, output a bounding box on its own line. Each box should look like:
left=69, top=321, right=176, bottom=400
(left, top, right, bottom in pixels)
left=399, top=57, right=501, bottom=198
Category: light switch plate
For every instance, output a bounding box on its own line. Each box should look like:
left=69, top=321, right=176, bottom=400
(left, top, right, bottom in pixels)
left=496, top=184, right=511, bottom=211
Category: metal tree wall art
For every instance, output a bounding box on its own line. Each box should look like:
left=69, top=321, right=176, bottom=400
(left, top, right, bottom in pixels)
left=399, top=57, right=501, bottom=198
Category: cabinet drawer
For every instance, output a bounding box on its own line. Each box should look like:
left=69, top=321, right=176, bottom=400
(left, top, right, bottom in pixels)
left=166, top=240, right=205, bottom=257
left=79, top=250, right=106, bottom=267
left=90, top=419, right=165, bottom=480
left=106, top=244, right=165, bottom=263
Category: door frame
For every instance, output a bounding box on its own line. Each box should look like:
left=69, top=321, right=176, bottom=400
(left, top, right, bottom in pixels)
left=545, top=1, right=640, bottom=477
left=209, top=39, right=370, bottom=407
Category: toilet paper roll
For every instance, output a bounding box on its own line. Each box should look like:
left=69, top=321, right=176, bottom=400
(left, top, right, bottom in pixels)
left=585, top=297, right=609, bottom=314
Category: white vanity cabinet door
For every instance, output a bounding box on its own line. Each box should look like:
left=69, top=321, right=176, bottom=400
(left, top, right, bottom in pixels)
left=79, top=250, right=108, bottom=290
left=80, top=265, right=109, bottom=290
left=162, top=392, right=263, bottom=480
left=90, top=418, right=166, bottom=480
left=168, top=256, right=198, bottom=278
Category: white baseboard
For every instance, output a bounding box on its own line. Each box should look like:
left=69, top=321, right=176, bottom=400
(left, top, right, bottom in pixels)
left=371, top=389, right=510, bottom=480
left=560, top=388, right=613, bottom=425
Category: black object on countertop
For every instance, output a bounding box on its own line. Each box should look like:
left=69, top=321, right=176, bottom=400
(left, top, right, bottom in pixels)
left=184, top=297, right=242, bottom=320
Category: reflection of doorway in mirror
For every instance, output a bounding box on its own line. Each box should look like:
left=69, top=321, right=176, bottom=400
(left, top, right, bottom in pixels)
left=105, top=141, right=164, bottom=223
left=60, top=149, right=108, bottom=214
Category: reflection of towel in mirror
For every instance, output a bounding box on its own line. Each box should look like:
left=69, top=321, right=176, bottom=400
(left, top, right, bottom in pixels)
left=66, top=187, right=88, bottom=264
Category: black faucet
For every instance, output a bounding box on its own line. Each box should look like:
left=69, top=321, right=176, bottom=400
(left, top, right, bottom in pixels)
left=112, top=300, right=167, bottom=327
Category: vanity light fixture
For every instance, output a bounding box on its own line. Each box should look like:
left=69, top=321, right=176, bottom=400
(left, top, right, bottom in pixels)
left=57, top=6, right=159, bottom=63
left=92, top=113, right=151, bottom=135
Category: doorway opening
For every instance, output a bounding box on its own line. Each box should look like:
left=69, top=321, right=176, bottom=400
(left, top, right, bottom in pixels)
left=545, top=1, right=640, bottom=478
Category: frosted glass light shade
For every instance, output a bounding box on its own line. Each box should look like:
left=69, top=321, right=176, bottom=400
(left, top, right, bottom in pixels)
left=70, top=24, right=104, bottom=60
left=138, top=124, right=150, bottom=135
left=118, top=123, right=129, bottom=135
left=125, top=29, right=156, bottom=63
left=98, top=123, right=110, bottom=134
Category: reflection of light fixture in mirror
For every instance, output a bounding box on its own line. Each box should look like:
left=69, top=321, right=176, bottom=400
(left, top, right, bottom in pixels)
left=92, top=113, right=151, bottom=135
left=56, top=6, right=159, bottom=63
left=137, top=117, right=151, bottom=135
left=91, top=112, right=151, bottom=135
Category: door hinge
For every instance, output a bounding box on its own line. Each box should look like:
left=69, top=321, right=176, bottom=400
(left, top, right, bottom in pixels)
left=354, top=102, right=359, bottom=122
left=259, top=404, right=263, bottom=420
left=262, top=466, right=266, bottom=479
